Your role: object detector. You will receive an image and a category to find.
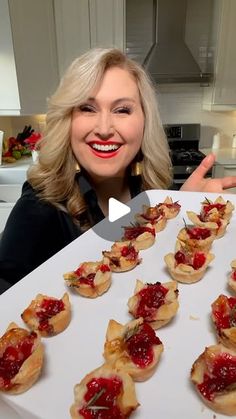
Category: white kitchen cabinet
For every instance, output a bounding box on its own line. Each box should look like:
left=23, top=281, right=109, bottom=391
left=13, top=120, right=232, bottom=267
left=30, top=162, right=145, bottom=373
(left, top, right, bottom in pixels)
left=0, top=0, right=20, bottom=114
left=203, top=0, right=236, bottom=110
left=0, top=0, right=59, bottom=115
left=54, top=0, right=125, bottom=77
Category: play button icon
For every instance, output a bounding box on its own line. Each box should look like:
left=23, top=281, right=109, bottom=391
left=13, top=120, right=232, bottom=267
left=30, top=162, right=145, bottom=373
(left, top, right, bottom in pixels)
left=108, top=198, right=131, bottom=222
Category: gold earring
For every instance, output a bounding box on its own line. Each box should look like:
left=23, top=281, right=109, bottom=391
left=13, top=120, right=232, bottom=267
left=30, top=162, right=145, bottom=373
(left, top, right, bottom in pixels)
left=131, top=161, right=143, bottom=176
left=75, top=162, right=81, bottom=174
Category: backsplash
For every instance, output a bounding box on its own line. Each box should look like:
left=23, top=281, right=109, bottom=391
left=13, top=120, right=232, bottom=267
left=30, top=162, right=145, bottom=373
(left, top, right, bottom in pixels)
left=157, top=84, right=236, bottom=148
left=1, top=85, right=236, bottom=149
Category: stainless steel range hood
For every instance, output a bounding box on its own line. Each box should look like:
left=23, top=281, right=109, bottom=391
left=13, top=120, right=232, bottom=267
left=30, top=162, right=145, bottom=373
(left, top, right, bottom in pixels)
left=142, top=0, right=213, bottom=84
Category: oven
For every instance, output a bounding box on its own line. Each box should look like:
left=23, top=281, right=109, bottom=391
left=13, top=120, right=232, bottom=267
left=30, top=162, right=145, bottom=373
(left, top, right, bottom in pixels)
left=164, top=123, right=212, bottom=190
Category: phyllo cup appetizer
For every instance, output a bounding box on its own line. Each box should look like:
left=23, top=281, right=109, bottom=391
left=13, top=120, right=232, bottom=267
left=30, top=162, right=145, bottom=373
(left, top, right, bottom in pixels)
left=128, top=279, right=179, bottom=329
left=122, top=222, right=156, bottom=250
left=70, top=363, right=139, bottom=418
left=64, top=257, right=111, bottom=298
left=211, top=294, right=236, bottom=350
left=0, top=322, right=44, bottom=394
left=103, top=317, right=163, bottom=381
left=135, top=205, right=167, bottom=232
left=177, top=223, right=215, bottom=253
left=21, top=293, right=71, bottom=337
left=156, top=196, right=181, bottom=219
left=164, top=245, right=214, bottom=284
left=102, top=241, right=141, bottom=272
left=191, top=344, right=236, bottom=415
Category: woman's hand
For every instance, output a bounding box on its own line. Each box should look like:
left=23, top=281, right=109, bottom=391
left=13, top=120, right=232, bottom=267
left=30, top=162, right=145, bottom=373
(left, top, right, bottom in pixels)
left=180, top=153, right=236, bottom=193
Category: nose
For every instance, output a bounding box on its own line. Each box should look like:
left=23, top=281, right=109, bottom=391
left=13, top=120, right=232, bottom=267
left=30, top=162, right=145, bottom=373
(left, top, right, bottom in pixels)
left=94, top=111, right=114, bottom=139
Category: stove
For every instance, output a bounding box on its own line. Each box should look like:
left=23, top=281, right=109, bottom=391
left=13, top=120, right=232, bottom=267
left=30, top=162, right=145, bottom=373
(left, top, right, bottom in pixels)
left=164, top=123, right=212, bottom=189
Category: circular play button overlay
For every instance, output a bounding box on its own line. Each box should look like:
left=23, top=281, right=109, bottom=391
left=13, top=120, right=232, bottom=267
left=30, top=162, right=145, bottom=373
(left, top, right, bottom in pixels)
left=91, top=185, right=151, bottom=243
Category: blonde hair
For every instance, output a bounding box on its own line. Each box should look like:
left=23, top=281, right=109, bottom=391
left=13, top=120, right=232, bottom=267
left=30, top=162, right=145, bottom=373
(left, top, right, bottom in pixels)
left=28, top=48, right=172, bottom=221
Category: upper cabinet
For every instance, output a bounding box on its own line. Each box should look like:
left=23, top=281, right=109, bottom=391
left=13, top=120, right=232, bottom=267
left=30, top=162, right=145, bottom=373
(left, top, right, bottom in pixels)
left=8, top=0, right=59, bottom=115
left=54, top=0, right=125, bottom=78
left=203, top=0, right=236, bottom=110
left=0, top=0, right=20, bottom=114
left=0, top=0, right=125, bottom=114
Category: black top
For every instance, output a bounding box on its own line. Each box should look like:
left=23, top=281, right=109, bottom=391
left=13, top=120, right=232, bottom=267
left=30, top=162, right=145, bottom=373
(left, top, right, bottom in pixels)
left=0, top=174, right=142, bottom=285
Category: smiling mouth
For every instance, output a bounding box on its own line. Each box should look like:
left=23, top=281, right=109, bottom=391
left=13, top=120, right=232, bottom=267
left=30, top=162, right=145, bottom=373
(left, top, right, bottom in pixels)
left=89, top=143, right=121, bottom=152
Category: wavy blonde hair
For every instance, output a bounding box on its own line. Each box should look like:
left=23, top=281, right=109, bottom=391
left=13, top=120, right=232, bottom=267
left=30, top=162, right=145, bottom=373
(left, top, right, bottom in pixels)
left=28, top=48, right=172, bottom=220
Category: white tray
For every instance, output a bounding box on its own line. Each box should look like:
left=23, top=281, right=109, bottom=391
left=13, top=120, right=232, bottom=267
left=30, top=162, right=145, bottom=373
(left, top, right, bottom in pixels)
left=1, top=189, right=236, bottom=419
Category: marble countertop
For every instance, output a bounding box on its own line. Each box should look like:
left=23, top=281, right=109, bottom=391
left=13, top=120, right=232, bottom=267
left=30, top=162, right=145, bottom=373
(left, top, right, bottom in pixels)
left=201, top=148, right=236, bottom=166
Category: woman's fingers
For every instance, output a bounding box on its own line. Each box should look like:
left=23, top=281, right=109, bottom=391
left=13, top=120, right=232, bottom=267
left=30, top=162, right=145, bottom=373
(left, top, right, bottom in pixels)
left=191, top=153, right=216, bottom=179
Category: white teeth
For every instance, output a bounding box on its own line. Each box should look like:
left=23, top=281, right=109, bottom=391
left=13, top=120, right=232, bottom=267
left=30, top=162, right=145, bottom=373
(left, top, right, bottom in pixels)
left=91, top=143, right=120, bottom=152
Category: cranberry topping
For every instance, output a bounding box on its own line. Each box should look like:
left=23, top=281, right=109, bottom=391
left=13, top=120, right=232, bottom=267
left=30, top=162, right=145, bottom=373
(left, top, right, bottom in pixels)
left=136, top=282, right=168, bottom=320
left=202, top=203, right=226, bottom=216
left=121, top=245, right=138, bottom=261
left=36, top=298, right=65, bottom=332
left=0, top=331, right=36, bottom=388
left=232, top=270, right=236, bottom=281
left=192, top=253, right=206, bottom=270
left=186, top=227, right=211, bottom=240
left=79, top=376, right=124, bottom=418
left=79, top=273, right=96, bottom=288
left=75, top=266, right=85, bottom=277
left=99, top=264, right=110, bottom=273
left=212, top=295, right=236, bottom=329
left=198, top=352, right=236, bottom=401
left=174, top=251, right=206, bottom=270
left=123, top=225, right=155, bottom=240
left=126, top=323, right=162, bottom=367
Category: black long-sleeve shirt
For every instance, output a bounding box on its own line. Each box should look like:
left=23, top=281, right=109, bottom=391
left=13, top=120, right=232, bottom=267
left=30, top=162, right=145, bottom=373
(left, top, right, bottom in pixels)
left=0, top=174, right=141, bottom=285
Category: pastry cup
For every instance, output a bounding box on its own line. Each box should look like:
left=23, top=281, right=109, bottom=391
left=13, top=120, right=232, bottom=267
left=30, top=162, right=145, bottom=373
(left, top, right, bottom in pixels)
left=21, top=292, right=71, bottom=336
left=211, top=294, right=236, bottom=350
left=0, top=322, right=44, bottom=394
left=70, top=363, right=139, bottom=418
left=64, top=257, right=112, bottom=297
left=103, top=241, right=141, bottom=272
left=156, top=196, right=181, bottom=219
left=177, top=225, right=215, bottom=253
left=228, top=259, right=236, bottom=293
left=103, top=317, right=163, bottom=381
left=191, top=344, right=236, bottom=415
left=186, top=210, right=228, bottom=239
left=122, top=223, right=156, bottom=251
left=164, top=248, right=215, bottom=284
left=201, top=196, right=235, bottom=222
left=128, top=279, right=179, bottom=329
left=135, top=205, right=167, bottom=232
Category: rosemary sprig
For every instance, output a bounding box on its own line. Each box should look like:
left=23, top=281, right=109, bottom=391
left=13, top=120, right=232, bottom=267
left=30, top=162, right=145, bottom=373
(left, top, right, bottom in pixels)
left=86, top=388, right=109, bottom=411
left=124, top=324, right=140, bottom=342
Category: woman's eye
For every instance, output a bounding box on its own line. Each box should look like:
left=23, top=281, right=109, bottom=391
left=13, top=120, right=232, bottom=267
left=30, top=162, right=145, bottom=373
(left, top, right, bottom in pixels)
left=79, top=105, right=95, bottom=113
left=114, top=107, right=131, bottom=114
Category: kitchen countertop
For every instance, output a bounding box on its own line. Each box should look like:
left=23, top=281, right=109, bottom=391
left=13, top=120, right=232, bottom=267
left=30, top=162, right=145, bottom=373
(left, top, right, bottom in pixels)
left=201, top=148, right=236, bottom=165
left=0, top=156, right=33, bottom=170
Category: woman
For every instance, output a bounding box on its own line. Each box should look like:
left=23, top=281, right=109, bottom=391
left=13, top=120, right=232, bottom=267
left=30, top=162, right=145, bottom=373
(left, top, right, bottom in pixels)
left=0, top=48, right=235, bottom=286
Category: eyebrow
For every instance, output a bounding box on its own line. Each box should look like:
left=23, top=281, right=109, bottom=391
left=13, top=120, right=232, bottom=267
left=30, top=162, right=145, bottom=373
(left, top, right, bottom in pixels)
left=87, top=97, right=136, bottom=105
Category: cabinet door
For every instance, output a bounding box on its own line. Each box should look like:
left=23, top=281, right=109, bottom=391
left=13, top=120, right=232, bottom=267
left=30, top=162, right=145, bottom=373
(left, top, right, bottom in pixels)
left=213, top=0, right=236, bottom=106
left=0, top=0, right=20, bottom=114
left=8, top=0, right=59, bottom=114
left=89, top=0, right=125, bottom=50
left=54, top=0, right=91, bottom=78
left=203, top=0, right=236, bottom=110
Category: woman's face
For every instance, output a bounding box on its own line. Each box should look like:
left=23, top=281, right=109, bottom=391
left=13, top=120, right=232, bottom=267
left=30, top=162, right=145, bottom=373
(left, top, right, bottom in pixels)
left=71, top=66, right=144, bottom=181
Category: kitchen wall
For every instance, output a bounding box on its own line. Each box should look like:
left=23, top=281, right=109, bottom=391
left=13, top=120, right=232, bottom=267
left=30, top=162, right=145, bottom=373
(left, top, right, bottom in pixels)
left=157, top=84, right=236, bottom=148
left=1, top=88, right=236, bottom=149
